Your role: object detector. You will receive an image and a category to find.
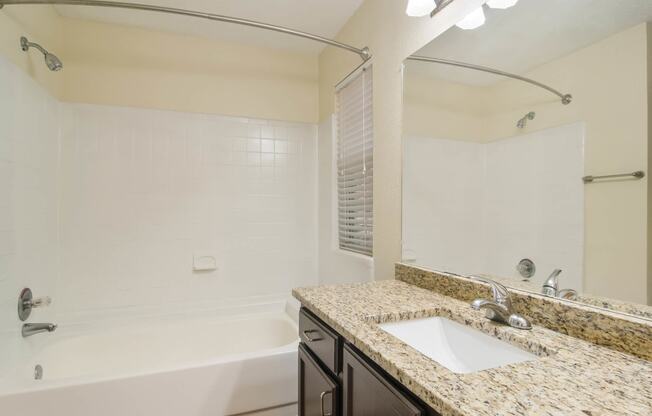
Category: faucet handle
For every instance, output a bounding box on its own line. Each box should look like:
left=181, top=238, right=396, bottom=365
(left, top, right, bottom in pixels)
left=542, top=269, right=563, bottom=296
left=470, top=276, right=511, bottom=306
left=27, top=296, right=52, bottom=308
left=470, top=276, right=532, bottom=330
left=18, top=288, right=53, bottom=321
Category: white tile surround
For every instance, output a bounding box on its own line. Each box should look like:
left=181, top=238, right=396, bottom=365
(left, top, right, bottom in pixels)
left=0, top=58, right=60, bottom=337
left=403, top=123, right=585, bottom=291
left=58, top=103, right=318, bottom=318
left=0, top=58, right=61, bottom=376
left=0, top=56, right=319, bottom=330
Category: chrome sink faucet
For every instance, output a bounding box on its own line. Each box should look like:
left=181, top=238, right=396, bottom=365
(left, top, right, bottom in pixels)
left=542, top=269, right=578, bottom=300
left=22, top=323, right=57, bottom=338
left=470, top=276, right=532, bottom=330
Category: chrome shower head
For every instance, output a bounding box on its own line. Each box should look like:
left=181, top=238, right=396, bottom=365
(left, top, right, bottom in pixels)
left=44, top=52, right=63, bottom=72
left=20, top=36, right=63, bottom=72
left=516, top=111, right=535, bottom=128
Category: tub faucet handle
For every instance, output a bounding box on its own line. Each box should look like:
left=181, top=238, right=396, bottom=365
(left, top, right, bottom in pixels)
left=26, top=296, right=52, bottom=308
left=18, top=288, right=53, bottom=321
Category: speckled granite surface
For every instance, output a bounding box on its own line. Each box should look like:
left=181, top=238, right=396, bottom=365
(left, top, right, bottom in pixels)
left=293, top=280, right=652, bottom=416
left=396, top=263, right=652, bottom=361
left=574, top=294, right=652, bottom=320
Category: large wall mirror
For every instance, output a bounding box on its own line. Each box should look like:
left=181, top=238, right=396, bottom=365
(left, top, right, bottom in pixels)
left=402, top=0, right=652, bottom=319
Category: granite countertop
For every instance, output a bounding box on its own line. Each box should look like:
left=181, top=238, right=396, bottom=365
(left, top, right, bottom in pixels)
left=292, top=280, right=652, bottom=416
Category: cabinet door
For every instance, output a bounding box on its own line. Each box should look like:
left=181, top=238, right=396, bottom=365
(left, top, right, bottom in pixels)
left=342, top=344, right=424, bottom=416
left=299, top=343, right=339, bottom=416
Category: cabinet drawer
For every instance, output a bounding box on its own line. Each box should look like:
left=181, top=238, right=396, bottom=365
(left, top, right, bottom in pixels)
left=299, top=308, right=341, bottom=374
left=342, top=344, right=425, bottom=416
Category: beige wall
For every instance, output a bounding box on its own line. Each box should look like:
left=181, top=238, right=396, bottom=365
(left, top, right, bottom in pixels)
left=404, top=24, right=650, bottom=304
left=1, top=7, right=319, bottom=123
left=404, top=74, right=490, bottom=140
left=60, top=18, right=319, bottom=123
left=318, top=0, right=486, bottom=280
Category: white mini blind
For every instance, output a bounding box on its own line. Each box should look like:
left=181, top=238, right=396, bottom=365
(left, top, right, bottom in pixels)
left=336, top=66, right=373, bottom=256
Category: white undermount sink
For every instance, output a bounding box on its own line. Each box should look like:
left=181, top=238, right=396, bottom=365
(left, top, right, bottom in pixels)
left=379, top=317, right=537, bottom=374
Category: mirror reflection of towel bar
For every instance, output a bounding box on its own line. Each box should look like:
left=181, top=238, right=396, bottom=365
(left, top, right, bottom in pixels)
left=582, top=171, right=645, bottom=183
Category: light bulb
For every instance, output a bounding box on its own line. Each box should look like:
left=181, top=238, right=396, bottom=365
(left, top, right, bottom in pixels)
left=487, top=0, right=519, bottom=9
left=405, top=0, right=437, bottom=17
left=455, top=7, right=485, bottom=30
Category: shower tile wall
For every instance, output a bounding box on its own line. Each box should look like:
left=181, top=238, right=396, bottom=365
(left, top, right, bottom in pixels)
left=58, top=104, right=318, bottom=318
left=402, top=138, right=485, bottom=273
left=482, top=123, right=585, bottom=289
left=403, top=123, right=585, bottom=291
left=0, top=57, right=60, bottom=364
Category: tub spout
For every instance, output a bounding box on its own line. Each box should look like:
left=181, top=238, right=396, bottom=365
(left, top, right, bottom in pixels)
left=22, top=323, right=57, bottom=338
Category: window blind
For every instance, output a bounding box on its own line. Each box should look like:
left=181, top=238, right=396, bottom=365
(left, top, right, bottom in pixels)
left=336, top=66, right=373, bottom=256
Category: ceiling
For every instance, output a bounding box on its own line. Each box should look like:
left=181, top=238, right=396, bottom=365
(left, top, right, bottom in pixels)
left=54, top=0, right=364, bottom=54
left=409, top=0, right=652, bottom=85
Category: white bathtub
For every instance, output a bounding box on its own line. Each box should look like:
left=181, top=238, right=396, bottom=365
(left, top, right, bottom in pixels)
left=0, top=303, right=299, bottom=416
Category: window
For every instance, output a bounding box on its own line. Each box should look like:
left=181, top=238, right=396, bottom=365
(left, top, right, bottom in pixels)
left=336, top=66, right=373, bottom=256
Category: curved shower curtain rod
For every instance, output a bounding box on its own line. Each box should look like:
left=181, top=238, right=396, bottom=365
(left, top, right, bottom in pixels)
left=407, top=55, right=572, bottom=105
left=0, top=0, right=371, bottom=61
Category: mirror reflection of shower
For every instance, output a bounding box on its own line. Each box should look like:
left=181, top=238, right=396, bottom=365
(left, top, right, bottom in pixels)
left=20, top=36, right=63, bottom=71
left=517, top=111, right=535, bottom=128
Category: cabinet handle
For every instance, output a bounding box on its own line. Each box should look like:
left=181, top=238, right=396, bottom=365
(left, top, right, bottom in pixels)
left=320, top=390, right=333, bottom=416
left=302, top=329, right=324, bottom=342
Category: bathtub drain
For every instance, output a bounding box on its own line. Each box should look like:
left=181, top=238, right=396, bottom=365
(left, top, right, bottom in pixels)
left=34, top=364, right=43, bottom=380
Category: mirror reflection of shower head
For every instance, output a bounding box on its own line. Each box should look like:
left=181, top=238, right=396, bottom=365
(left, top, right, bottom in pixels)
left=517, top=111, right=535, bottom=129
left=20, top=36, right=63, bottom=72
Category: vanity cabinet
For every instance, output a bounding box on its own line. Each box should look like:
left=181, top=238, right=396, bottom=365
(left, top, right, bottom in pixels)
left=299, top=307, right=437, bottom=416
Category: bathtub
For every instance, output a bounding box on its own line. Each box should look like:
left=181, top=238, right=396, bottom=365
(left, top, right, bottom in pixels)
left=0, top=302, right=299, bottom=416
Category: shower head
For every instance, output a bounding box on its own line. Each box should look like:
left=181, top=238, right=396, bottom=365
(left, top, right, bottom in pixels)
left=20, top=36, right=63, bottom=72
left=516, top=111, right=535, bottom=129
left=44, top=52, right=63, bottom=72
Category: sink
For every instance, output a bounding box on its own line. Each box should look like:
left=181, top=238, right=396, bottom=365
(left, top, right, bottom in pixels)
left=378, top=317, right=537, bottom=374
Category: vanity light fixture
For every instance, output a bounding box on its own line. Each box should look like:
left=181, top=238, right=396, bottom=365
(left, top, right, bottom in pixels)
left=486, top=0, right=519, bottom=9
left=455, top=6, right=486, bottom=30
left=456, top=0, right=519, bottom=31
left=406, top=0, right=437, bottom=17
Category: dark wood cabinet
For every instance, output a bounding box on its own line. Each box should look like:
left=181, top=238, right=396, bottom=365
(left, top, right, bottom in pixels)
left=299, top=308, right=341, bottom=374
left=299, top=343, right=339, bottom=416
left=298, top=307, right=439, bottom=415
left=342, top=344, right=424, bottom=416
